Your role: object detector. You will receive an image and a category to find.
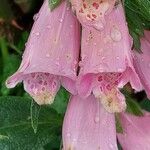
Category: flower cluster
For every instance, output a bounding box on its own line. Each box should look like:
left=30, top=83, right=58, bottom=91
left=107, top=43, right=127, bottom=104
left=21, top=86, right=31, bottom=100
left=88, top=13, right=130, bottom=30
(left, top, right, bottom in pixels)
left=6, top=0, right=150, bottom=149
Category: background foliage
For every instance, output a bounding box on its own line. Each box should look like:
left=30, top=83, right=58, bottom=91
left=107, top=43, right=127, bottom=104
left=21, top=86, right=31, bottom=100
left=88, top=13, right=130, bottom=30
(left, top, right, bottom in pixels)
left=0, top=0, right=150, bottom=149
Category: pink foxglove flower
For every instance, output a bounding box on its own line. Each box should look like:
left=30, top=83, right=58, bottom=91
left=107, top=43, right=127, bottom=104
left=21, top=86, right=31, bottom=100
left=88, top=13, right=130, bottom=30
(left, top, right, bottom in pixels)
left=117, top=112, right=150, bottom=150
left=133, top=31, right=150, bottom=98
left=6, top=0, right=80, bottom=105
left=77, top=2, right=142, bottom=113
left=63, top=95, right=118, bottom=150
left=71, top=0, right=116, bottom=30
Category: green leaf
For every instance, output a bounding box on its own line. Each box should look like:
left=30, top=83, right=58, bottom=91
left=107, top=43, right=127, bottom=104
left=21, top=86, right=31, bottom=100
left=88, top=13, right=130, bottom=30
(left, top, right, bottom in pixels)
left=0, top=96, right=62, bottom=150
left=125, top=0, right=150, bottom=50
left=126, top=97, right=144, bottom=116
left=51, top=87, right=70, bottom=115
left=140, top=99, right=150, bottom=112
left=1, top=54, right=21, bottom=96
left=30, top=100, right=41, bottom=133
left=115, top=113, right=123, bottom=133
left=49, top=0, right=62, bottom=11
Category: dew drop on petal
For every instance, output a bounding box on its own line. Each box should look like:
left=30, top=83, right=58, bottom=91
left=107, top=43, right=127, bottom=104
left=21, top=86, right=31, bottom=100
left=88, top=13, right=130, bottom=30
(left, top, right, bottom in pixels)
left=46, top=25, right=51, bottom=29
left=94, top=116, right=100, bottom=123
left=46, top=53, right=50, bottom=58
left=59, top=18, right=63, bottom=23
left=33, top=13, right=39, bottom=21
left=110, top=26, right=122, bottom=42
left=35, top=32, right=40, bottom=36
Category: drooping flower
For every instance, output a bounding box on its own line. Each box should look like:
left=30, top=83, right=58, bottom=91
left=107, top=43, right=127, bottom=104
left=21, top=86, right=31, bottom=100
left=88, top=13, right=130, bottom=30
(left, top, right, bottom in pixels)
left=6, top=0, right=80, bottom=105
left=71, top=0, right=116, bottom=30
left=133, top=31, right=150, bottom=98
left=63, top=95, right=118, bottom=150
left=117, top=112, right=150, bottom=150
left=77, top=2, right=142, bottom=113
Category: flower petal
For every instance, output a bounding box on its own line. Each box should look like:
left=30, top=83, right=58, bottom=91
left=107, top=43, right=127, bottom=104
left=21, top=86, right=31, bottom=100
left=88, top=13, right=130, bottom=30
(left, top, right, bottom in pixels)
left=133, top=32, right=150, bottom=98
left=78, top=3, right=142, bottom=100
left=117, top=112, right=150, bottom=150
left=23, top=73, right=60, bottom=105
left=6, top=0, right=80, bottom=103
left=71, top=0, right=116, bottom=30
left=63, top=95, right=118, bottom=150
left=93, top=87, right=126, bottom=113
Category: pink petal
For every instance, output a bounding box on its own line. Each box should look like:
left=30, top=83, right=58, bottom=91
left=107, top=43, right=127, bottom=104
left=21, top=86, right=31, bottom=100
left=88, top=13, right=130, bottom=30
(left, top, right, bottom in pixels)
left=77, top=3, right=142, bottom=112
left=23, top=73, right=60, bottom=105
left=6, top=0, right=80, bottom=104
left=71, top=0, right=116, bottom=30
left=80, top=3, right=133, bottom=75
left=93, top=86, right=126, bottom=113
left=144, top=30, right=150, bottom=43
left=133, top=32, right=150, bottom=98
left=62, top=95, right=118, bottom=150
left=117, top=112, right=150, bottom=150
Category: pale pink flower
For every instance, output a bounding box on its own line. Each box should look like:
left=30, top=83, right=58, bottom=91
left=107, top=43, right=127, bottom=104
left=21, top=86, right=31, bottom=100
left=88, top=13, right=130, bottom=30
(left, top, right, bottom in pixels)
left=133, top=31, right=150, bottom=98
left=6, top=0, right=80, bottom=105
left=63, top=95, right=118, bottom=150
left=77, top=2, right=142, bottom=113
left=117, top=112, right=150, bottom=150
left=71, top=0, right=116, bottom=30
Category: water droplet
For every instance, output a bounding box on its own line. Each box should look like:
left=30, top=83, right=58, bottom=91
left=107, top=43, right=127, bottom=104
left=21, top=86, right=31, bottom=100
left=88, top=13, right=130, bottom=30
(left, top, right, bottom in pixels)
left=73, top=138, right=77, bottom=142
left=94, top=43, right=97, bottom=46
left=109, top=144, right=114, bottom=149
left=46, top=25, right=51, bottom=29
left=102, top=56, right=105, bottom=60
left=116, top=56, right=119, bottom=60
left=117, top=68, right=123, bottom=72
left=94, top=22, right=104, bottom=30
left=59, top=18, right=63, bottom=23
left=46, top=53, right=50, bottom=58
left=94, top=116, right=100, bottom=123
left=55, top=62, right=60, bottom=66
left=35, top=32, right=40, bottom=36
left=66, top=133, right=71, bottom=137
left=33, top=13, right=39, bottom=21
left=110, top=26, right=122, bottom=42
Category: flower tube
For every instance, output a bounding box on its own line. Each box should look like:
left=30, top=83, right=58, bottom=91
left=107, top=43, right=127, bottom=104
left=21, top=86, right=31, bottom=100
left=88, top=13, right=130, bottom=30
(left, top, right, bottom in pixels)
left=6, top=0, right=80, bottom=105
left=77, top=2, right=142, bottom=113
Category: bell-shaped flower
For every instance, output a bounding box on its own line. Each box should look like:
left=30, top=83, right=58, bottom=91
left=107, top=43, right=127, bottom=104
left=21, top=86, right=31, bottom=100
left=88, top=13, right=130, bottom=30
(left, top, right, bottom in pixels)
left=117, top=112, right=150, bottom=150
left=133, top=31, right=150, bottom=98
left=71, top=0, right=116, bottom=30
left=62, top=95, right=118, bottom=150
left=77, top=2, right=142, bottom=113
left=6, top=0, right=80, bottom=105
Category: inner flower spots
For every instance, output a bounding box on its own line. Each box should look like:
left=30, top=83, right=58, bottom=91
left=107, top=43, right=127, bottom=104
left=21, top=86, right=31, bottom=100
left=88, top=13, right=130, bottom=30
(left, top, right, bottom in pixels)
left=71, top=0, right=116, bottom=30
left=78, top=0, right=109, bottom=21
left=93, top=73, right=126, bottom=113
left=23, top=73, right=60, bottom=105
